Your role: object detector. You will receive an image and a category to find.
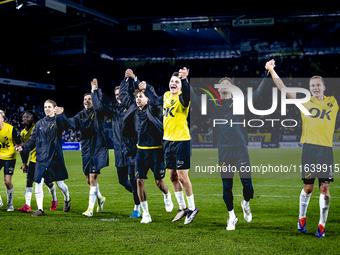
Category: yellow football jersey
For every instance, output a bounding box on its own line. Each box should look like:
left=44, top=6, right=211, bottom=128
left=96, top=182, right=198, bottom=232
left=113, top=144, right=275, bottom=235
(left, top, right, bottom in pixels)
left=21, top=125, right=36, bottom=163
left=0, top=122, right=18, bottom=160
left=300, top=96, right=339, bottom=147
left=163, top=91, right=191, bottom=141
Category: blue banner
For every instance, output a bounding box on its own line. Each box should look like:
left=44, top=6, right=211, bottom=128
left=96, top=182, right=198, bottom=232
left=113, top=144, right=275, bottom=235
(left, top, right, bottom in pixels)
left=261, top=142, right=279, bottom=148
left=62, top=142, right=81, bottom=151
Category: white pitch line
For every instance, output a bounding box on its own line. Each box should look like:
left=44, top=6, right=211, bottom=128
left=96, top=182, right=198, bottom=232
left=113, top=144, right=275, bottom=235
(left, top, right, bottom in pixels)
left=58, top=192, right=340, bottom=199
left=11, top=184, right=340, bottom=189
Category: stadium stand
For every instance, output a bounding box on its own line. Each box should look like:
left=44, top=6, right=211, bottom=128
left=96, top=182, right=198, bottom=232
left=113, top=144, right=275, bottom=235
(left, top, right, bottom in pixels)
left=2, top=54, right=340, bottom=145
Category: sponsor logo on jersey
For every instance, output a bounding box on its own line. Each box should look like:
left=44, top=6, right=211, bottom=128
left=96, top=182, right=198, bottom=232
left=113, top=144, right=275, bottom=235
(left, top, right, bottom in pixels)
left=163, top=107, right=175, bottom=117
left=309, top=108, right=332, bottom=120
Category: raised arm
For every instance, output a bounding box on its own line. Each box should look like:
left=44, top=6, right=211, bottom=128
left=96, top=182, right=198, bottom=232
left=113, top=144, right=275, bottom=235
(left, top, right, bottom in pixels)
left=189, top=84, right=202, bottom=107
left=119, top=77, right=135, bottom=109
left=142, top=81, right=159, bottom=98
left=90, top=78, right=105, bottom=113
left=265, top=59, right=296, bottom=99
left=179, top=67, right=190, bottom=107
left=54, top=107, right=73, bottom=132
left=189, top=80, right=222, bottom=111
left=89, top=78, right=118, bottom=118
left=139, top=81, right=163, bottom=106
left=57, top=110, right=81, bottom=130
left=251, top=70, right=271, bottom=103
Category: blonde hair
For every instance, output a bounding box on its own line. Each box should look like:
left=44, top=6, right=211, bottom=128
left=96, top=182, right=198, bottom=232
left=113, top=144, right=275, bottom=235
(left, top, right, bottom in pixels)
left=114, top=86, right=120, bottom=94
left=309, top=75, right=324, bottom=85
left=45, top=99, right=57, bottom=107
left=0, top=110, right=5, bottom=118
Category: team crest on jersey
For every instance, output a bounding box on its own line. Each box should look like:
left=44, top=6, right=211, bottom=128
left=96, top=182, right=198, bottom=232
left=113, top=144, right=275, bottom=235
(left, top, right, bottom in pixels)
left=50, top=124, right=54, bottom=129
left=327, top=103, right=333, bottom=107
left=170, top=100, right=175, bottom=105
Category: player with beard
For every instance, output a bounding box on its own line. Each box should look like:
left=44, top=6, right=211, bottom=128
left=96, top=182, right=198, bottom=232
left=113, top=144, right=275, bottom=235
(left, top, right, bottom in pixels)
left=58, top=79, right=108, bottom=217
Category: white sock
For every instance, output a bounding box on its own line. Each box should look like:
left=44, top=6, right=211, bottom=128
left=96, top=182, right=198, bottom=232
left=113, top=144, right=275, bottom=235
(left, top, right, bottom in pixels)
left=140, top=201, right=149, bottom=214
left=96, top=184, right=102, bottom=200
left=163, top=192, right=171, bottom=200
left=56, top=181, right=70, bottom=202
left=228, top=209, right=236, bottom=219
left=243, top=200, right=249, bottom=207
left=299, top=189, right=312, bottom=219
left=89, top=186, right=97, bottom=210
left=6, top=187, right=14, bottom=206
left=186, top=194, right=195, bottom=211
left=134, top=204, right=141, bottom=212
left=319, top=194, right=330, bottom=227
left=48, top=184, right=57, bottom=202
left=25, top=187, right=33, bottom=207
left=175, top=191, right=186, bottom=210
left=35, top=180, right=44, bottom=211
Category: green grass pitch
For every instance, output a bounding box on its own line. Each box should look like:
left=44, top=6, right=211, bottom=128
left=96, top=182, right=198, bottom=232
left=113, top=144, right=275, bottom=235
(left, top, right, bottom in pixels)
left=0, top=149, right=340, bottom=254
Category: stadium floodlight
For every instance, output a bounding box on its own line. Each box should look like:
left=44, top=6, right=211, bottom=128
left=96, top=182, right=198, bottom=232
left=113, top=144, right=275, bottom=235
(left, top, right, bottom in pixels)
left=15, top=0, right=25, bottom=9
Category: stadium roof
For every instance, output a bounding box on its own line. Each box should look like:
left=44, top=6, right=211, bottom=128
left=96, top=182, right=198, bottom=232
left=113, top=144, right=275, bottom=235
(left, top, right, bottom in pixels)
left=0, top=1, right=339, bottom=59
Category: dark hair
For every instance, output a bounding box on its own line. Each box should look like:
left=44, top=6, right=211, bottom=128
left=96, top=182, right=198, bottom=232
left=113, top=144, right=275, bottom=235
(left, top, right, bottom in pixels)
left=133, top=89, right=147, bottom=98
left=172, top=72, right=179, bottom=77
left=84, top=93, right=91, bottom=98
left=218, top=77, right=235, bottom=85
left=23, top=110, right=39, bottom=123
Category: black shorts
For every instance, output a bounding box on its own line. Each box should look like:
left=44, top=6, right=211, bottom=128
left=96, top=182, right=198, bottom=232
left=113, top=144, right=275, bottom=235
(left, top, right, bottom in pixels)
left=135, top=148, right=165, bottom=180
left=301, top=143, right=334, bottom=184
left=163, top=140, right=191, bottom=170
left=218, top=146, right=251, bottom=179
left=27, top=161, right=36, bottom=180
left=84, top=164, right=101, bottom=175
left=114, top=150, right=134, bottom=167
left=0, top=159, right=15, bottom=175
